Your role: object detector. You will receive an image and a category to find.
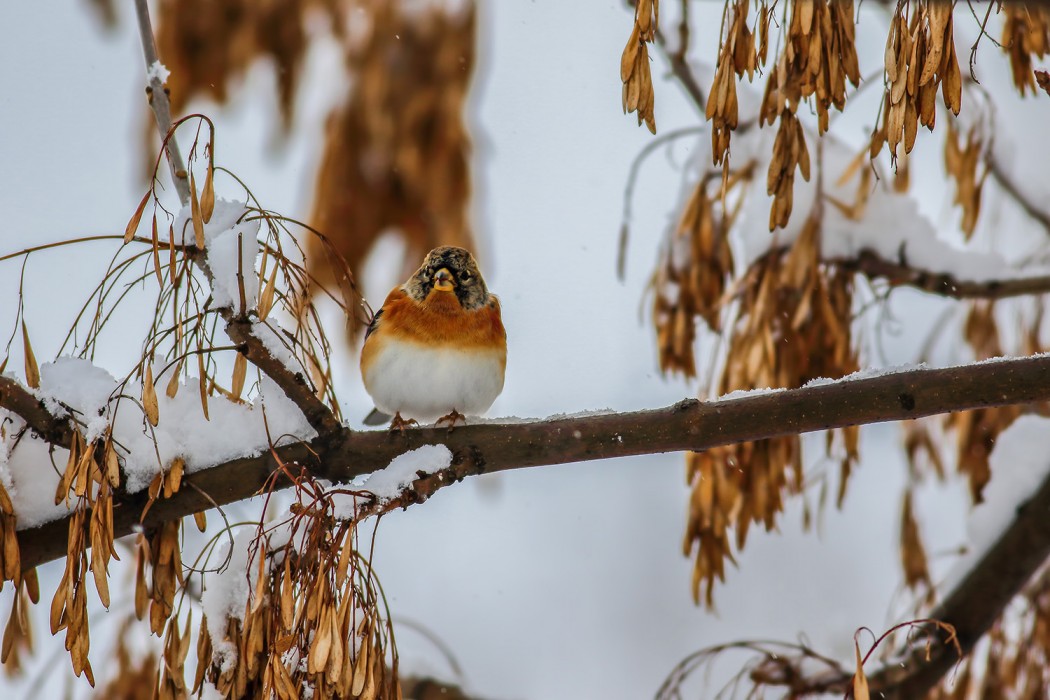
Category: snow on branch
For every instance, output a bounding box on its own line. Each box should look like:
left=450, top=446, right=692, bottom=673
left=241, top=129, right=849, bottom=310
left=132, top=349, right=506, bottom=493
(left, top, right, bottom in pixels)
left=16, top=353, right=1050, bottom=572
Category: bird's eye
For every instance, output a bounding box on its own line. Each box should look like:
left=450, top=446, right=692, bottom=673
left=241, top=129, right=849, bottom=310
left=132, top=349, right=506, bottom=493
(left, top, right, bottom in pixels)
left=459, top=271, right=472, bottom=282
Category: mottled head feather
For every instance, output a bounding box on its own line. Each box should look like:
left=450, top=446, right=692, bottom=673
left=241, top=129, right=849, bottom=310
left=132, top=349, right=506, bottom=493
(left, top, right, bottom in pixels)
left=403, top=246, right=490, bottom=310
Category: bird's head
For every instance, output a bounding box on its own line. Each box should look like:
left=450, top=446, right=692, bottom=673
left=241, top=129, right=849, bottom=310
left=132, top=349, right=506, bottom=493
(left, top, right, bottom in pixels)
left=404, top=246, right=489, bottom=310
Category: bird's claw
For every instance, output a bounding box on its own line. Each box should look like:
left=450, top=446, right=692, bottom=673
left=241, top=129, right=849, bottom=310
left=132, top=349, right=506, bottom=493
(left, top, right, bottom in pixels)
left=389, top=413, right=419, bottom=432
left=435, top=410, right=466, bottom=432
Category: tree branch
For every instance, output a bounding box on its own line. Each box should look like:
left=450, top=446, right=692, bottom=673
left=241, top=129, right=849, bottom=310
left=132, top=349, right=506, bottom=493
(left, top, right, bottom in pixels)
left=134, top=0, right=190, bottom=205
left=221, top=317, right=343, bottom=435
left=791, top=453, right=1050, bottom=698
left=654, top=24, right=706, bottom=115
left=18, top=354, right=1050, bottom=571
left=842, top=249, right=1050, bottom=300
left=987, top=151, right=1050, bottom=237
left=133, top=0, right=341, bottom=436
left=0, top=376, right=75, bottom=446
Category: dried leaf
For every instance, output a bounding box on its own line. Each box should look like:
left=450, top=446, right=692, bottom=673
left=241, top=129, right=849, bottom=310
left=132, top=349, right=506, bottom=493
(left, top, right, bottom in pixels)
left=142, top=364, right=159, bottom=427
left=853, top=639, right=870, bottom=700
left=201, top=164, right=215, bottom=223
left=125, top=190, right=150, bottom=243
left=21, top=322, right=39, bottom=389
left=190, top=171, right=205, bottom=249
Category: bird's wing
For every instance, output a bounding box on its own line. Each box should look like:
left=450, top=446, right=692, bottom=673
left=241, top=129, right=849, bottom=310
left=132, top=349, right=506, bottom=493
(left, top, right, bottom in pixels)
left=364, top=287, right=411, bottom=340
left=364, top=306, right=384, bottom=340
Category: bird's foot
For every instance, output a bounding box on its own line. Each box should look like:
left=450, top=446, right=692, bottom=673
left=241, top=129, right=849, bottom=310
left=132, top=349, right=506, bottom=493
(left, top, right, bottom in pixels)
left=435, top=410, right=466, bottom=432
left=389, top=412, right=419, bottom=432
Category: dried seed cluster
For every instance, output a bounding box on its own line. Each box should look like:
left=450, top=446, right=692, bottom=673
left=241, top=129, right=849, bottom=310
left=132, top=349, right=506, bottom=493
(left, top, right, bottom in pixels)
left=196, top=510, right=397, bottom=699
left=154, top=0, right=339, bottom=131
left=652, top=169, right=749, bottom=376
left=1003, top=4, right=1050, bottom=96
left=621, top=0, right=659, bottom=134
left=872, top=1, right=961, bottom=164
left=706, top=0, right=756, bottom=165
left=682, top=217, right=858, bottom=605
left=49, top=430, right=122, bottom=684
left=308, top=1, right=476, bottom=337
left=944, top=121, right=988, bottom=240
left=758, top=0, right=860, bottom=135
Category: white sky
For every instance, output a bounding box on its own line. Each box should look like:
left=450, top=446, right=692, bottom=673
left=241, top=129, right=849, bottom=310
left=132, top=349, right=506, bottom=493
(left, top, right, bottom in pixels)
left=1, top=2, right=1047, bottom=699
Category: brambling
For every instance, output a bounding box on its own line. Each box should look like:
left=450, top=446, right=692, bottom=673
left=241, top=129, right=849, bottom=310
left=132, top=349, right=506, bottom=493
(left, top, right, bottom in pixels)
left=360, top=246, right=506, bottom=430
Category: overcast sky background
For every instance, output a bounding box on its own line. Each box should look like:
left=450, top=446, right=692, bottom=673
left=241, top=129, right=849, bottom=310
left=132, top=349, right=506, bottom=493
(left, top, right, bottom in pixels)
left=2, top=2, right=1047, bottom=698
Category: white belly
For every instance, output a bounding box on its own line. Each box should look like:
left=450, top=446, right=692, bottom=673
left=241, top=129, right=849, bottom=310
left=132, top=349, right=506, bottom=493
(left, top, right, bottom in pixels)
left=363, top=338, right=505, bottom=423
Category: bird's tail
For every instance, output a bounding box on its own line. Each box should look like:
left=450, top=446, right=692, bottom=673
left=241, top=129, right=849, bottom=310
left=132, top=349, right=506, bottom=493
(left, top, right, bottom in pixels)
left=363, top=408, right=392, bottom=426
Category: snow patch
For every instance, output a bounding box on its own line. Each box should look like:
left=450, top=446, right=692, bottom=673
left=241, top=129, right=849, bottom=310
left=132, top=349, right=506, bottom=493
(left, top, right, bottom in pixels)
left=332, top=444, right=453, bottom=519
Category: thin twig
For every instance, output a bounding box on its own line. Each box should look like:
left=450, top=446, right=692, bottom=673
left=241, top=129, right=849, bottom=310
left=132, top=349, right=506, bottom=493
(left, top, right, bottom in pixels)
left=987, top=152, right=1050, bottom=237
left=134, top=0, right=190, bottom=205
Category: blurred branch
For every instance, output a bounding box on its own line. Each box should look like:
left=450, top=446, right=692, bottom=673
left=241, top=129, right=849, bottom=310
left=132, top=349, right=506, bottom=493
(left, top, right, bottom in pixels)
left=0, top=376, right=75, bottom=446
left=843, top=249, right=1050, bottom=300
left=18, top=353, right=1050, bottom=570
left=654, top=22, right=706, bottom=114
left=776, top=455, right=1050, bottom=698
left=987, top=151, right=1050, bottom=236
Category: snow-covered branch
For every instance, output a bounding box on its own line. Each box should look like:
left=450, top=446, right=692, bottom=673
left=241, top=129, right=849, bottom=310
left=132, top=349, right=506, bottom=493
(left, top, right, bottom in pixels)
left=16, top=353, right=1050, bottom=574
left=0, top=375, right=76, bottom=446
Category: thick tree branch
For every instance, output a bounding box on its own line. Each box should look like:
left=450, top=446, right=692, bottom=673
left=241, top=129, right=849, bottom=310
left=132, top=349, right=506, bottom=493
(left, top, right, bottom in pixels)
left=793, top=455, right=1050, bottom=698
left=18, top=354, right=1050, bottom=572
left=0, top=376, right=75, bottom=446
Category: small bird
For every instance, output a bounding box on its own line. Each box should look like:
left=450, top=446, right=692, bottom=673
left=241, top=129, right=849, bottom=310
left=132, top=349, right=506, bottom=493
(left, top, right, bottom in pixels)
left=360, top=246, right=506, bottom=430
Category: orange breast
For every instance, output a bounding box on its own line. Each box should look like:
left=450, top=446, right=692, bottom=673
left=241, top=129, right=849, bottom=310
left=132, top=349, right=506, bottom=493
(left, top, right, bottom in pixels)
left=379, top=288, right=505, bottom=347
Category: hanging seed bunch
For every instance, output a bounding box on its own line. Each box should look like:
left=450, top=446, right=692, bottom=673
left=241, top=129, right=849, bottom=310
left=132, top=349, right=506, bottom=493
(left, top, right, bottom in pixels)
left=0, top=476, right=20, bottom=593
left=944, top=120, right=988, bottom=240
left=154, top=0, right=341, bottom=131
left=621, top=0, right=659, bottom=134
left=308, top=0, right=477, bottom=337
left=651, top=167, right=752, bottom=376
left=195, top=506, right=397, bottom=699
left=46, top=427, right=124, bottom=684
left=134, top=520, right=185, bottom=638
left=706, top=0, right=759, bottom=166
left=1002, top=3, right=1050, bottom=96
left=1, top=577, right=38, bottom=676
left=765, top=112, right=811, bottom=230
left=683, top=216, right=859, bottom=606
left=898, top=489, right=932, bottom=594
left=758, top=0, right=860, bottom=135
left=871, top=1, right=961, bottom=164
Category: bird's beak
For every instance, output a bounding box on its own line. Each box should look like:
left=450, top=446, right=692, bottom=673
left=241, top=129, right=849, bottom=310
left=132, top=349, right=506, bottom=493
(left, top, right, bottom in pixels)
left=433, top=268, right=455, bottom=292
